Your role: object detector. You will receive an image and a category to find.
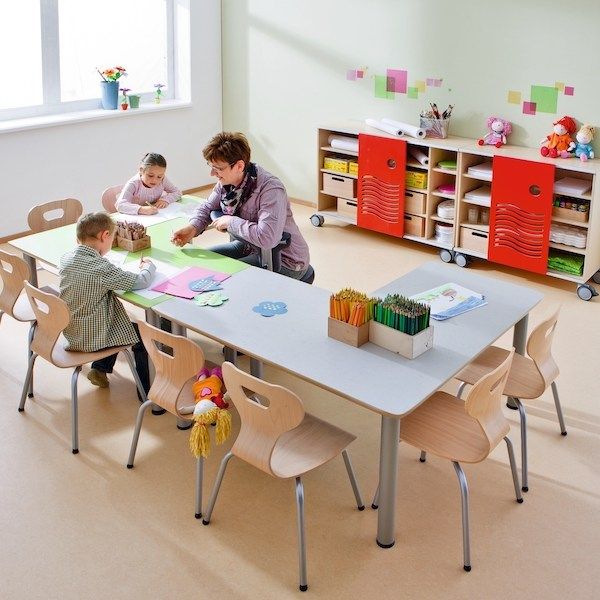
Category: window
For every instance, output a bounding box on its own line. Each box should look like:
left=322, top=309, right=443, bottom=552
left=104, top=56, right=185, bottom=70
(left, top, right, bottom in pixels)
left=0, top=0, right=179, bottom=121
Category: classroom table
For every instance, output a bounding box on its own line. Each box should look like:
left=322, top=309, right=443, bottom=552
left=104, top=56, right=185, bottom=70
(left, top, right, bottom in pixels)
left=152, top=261, right=543, bottom=548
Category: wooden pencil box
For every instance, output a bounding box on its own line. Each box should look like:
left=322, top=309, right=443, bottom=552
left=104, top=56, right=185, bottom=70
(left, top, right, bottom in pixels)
left=327, top=317, right=369, bottom=347
left=369, top=321, right=433, bottom=359
left=116, top=235, right=151, bottom=252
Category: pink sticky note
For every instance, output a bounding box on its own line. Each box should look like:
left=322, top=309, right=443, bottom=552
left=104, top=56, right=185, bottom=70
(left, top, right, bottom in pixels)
left=356, top=70, right=364, bottom=79
left=523, top=101, right=537, bottom=115
left=434, top=79, right=442, bottom=87
left=346, top=69, right=357, bottom=81
left=426, top=78, right=435, bottom=87
left=151, top=267, right=231, bottom=299
left=386, top=69, right=407, bottom=93
left=564, top=86, right=575, bottom=96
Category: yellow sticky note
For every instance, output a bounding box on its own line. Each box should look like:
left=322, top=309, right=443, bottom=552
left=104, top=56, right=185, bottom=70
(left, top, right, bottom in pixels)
left=507, top=90, right=521, bottom=104
left=415, top=80, right=426, bottom=93
left=555, top=81, right=565, bottom=91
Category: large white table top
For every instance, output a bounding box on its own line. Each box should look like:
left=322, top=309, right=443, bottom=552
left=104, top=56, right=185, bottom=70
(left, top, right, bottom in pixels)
left=153, top=261, right=542, bottom=417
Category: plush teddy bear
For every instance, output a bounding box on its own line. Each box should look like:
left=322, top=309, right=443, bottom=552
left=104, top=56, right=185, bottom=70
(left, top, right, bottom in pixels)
left=478, top=116, right=512, bottom=148
left=189, top=366, right=231, bottom=458
left=540, top=116, right=577, bottom=158
left=564, top=124, right=595, bottom=162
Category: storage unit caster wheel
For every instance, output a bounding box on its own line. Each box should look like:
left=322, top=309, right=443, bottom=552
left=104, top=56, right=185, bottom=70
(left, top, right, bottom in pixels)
left=310, top=214, right=324, bottom=227
left=577, top=284, right=597, bottom=301
left=592, top=270, right=600, bottom=285
left=454, top=253, right=470, bottom=268
left=439, top=248, right=454, bottom=263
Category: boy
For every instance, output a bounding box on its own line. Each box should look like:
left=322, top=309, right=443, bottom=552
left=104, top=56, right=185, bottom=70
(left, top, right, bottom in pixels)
left=59, top=212, right=156, bottom=395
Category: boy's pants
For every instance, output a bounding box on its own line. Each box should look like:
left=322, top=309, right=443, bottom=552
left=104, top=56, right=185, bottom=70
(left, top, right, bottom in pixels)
left=91, top=322, right=150, bottom=394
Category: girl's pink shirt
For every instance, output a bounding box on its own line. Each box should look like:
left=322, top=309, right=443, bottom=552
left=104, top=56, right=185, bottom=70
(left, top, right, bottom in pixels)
left=116, top=173, right=182, bottom=215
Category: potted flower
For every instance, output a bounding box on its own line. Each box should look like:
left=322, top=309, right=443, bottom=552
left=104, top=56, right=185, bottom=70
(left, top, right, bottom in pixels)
left=120, top=87, right=130, bottom=110
left=98, top=66, right=127, bottom=110
left=154, top=83, right=165, bottom=104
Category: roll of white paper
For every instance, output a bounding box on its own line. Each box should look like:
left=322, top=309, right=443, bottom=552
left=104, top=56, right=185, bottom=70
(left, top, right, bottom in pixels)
left=365, top=118, right=401, bottom=137
left=408, top=147, right=429, bottom=166
left=381, top=118, right=426, bottom=139
left=328, top=135, right=359, bottom=153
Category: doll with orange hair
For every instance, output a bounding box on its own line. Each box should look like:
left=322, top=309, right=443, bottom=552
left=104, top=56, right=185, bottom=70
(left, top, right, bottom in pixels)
left=540, top=116, right=577, bottom=158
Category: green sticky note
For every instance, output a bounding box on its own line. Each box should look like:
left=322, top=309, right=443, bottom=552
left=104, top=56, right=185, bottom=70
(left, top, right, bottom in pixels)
left=375, top=75, right=395, bottom=100
left=530, top=85, right=558, bottom=114
left=407, top=86, right=419, bottom=99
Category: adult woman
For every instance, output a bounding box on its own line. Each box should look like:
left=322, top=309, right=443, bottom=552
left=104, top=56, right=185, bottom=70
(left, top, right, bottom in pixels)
left=171, top=132, right=310, bottom=279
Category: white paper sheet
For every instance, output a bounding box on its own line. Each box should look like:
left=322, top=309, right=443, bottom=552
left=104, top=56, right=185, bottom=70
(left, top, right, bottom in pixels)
left=409, top=147, right=429, bottom=165
left=121, top=258, right=185, bottom=299
left=113, top=201, right=199, bottom=227
left=381, top=118, right=426, bottom=139
left=328, top=135, right=359, bottom=153
left=104, top=250, right=127, bottom=268
left=365, top=118, right=400, bottom=136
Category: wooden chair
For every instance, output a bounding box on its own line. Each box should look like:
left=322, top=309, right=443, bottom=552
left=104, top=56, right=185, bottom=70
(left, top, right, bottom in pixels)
left=454, top=307, right=564, bottom=492
left=127, top=321, right=207, bottom=519
left=18, top=282, right=147, bottom=454
left=101, top=186, right=122, bottom=213
left=27, top=198, right=83, bottom=233
left=373, top=350, right=522, bottom=572
left=202, top=361, right=364, bottom=592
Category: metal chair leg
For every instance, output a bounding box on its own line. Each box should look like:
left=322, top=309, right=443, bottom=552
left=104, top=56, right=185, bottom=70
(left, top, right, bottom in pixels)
left=504, top=437, right=523, bottom=503
left=18, top=353, right=38, bottom=412
left=419, top=450, right=427, bottom=462
left=27, top=322, right=36, bottom=398
left=195, top=456, right=204, bottom=519
left=126, top=400, right=153, bottom=468
left=71, top=366, right=82, bottom=454
left=295, top=477, right=308, bottom=592
left=341, top=450, right=364, bottom=510
left=371, top=483, right=379, bottom=510
left=456, top=381, right=467, bottom=399
left=514, top=398, right=528, bottom=492
left=452, top=461, right=471, bottom=572
left=551, top=381, right=567, bottom=435
left=202, top=451, right=234, bottom=525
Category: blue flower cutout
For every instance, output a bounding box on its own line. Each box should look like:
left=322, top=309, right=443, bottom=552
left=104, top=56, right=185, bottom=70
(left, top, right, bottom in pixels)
left=252, top=301, right=288, bottom=317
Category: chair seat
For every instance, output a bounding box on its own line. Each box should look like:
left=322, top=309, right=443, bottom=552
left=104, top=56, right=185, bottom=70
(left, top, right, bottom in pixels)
left=456, top=346, right=545, bottom=399
left=50, top=336, right=131, bottom=369
left=270, top=413, right=356, bottom=478
left=401, top=391, right=509, bottom=463
left=12, top=285, right=59, bottom=322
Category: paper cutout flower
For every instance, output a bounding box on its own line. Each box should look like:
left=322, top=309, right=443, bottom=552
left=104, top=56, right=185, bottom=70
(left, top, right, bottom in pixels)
left=188, top=276, right=223, bottom=293
left=194, top=292, right=229, bottom=307
left=252, top=301, right=288, bottom=317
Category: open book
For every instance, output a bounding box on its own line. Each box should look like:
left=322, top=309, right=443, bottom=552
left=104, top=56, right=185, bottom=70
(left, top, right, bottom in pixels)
left=408, top=282, right=487, bottom=321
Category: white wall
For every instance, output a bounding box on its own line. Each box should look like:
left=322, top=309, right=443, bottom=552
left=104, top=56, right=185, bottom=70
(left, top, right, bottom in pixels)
left=221, top=0, right=599, bottom=204
left=0, top=1, right=222, bottom=238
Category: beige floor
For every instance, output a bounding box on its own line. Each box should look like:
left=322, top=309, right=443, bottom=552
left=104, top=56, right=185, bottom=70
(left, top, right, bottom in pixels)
left=1, top=203, right=599, bottom=600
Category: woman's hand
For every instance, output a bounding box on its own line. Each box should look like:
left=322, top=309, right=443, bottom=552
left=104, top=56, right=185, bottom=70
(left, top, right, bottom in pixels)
left=212, top=215, right=233, bottom=232
left=154, top=199, right=169, bottom=209
left=139, top=205, right=158, bottom=215
left=171, top=224, right=197, bottom=246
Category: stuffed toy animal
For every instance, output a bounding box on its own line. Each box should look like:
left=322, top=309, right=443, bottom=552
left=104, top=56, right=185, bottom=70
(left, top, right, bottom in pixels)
left=540, top=116, right=577, bottom=158
left=478, top=116, right=512, bottom=148
left=564, top=124, right=595, bottom=161
left=189, top=366, right=232, bottom=458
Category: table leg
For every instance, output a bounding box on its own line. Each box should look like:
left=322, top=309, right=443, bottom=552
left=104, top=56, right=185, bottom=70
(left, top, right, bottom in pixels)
left=507, top=314, right=529, bottom=409
left=24, top=254, right=38, bottom=287
left=377, top=415, right=400, bottom=548
left=250, top=358, right=263, bottom=379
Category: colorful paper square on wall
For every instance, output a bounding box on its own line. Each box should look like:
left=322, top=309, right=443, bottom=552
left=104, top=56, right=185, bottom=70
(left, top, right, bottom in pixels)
left=507, top=90, right=521, bottom=104
left=555, top=81, right=565, bottom=91
left=356, top=70, right=364, bottom=79
left=530, top=85, right=558, bottom=113
left=415, top=80, right=426, bottom=93
left=523, top=101, right=537, bottom=115
left=407, top=86, right=419, bottom=99
left=564, top=86, right=575, bottom=96
left=375, top=76, right=395, bottom=99
left=346, top=69, right=356, bottom=81
left=386, top=69, right=407, bottom=93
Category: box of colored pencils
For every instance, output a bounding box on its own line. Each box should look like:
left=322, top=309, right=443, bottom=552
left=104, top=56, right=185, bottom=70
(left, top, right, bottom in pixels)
left=328, top=289, right=375, bottom=347
left=115, top=221, right=151, bottom=252
left=369, top=294, right=433, bottom=359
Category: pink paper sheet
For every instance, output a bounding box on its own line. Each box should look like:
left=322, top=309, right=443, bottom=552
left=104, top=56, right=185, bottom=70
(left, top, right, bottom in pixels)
left=151, top=267, right=231, bottom=299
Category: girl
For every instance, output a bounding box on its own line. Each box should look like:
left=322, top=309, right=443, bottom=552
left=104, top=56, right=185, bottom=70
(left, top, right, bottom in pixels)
left=116, top=153, right=182, bottom=215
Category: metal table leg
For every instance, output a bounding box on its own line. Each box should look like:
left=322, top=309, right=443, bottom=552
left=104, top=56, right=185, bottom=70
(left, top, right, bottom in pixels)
left=24, top=254, right=38, bottom=287
left=250, top=357, right=263, bottom=379
left=376, top=415, right=400, bottom=548
left=507, top=314, right=529, bottom=409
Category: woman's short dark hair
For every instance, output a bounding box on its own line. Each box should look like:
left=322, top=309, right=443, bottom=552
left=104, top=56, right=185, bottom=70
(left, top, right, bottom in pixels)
left=203, top=132, right=251, bottom=166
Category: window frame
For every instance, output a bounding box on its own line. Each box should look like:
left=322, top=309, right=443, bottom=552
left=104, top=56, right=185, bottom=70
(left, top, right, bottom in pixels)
left=0, top=0, right=176, bottom=122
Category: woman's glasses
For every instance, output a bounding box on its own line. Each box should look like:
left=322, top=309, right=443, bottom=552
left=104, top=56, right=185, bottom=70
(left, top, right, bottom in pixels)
left=207, top=162, right=234, bottom=173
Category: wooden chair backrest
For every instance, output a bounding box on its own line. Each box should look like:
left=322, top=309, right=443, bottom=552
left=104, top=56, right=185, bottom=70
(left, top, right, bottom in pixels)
left=101, top=186, right=122, bottom=213
left=137, top=320, right=205, bottom=415
left=526, top=306, right=560, bottom=388
left=222, top=361, right=305, bottom=476
left=465, top=348, right=515, bottom=452
left=24, top=281, right=70, bottom=362
left=27, top=198, right=83, bottom=233
left=0, top=250, right=30, bottom=316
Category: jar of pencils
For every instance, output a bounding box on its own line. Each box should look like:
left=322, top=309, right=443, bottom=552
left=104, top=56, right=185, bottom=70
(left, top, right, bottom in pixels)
left=420, top=117, right=450, bottom=139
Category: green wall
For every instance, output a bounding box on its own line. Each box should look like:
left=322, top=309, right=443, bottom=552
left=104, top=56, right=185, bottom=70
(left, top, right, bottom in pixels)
left=222, top=0, right=598, bottom=203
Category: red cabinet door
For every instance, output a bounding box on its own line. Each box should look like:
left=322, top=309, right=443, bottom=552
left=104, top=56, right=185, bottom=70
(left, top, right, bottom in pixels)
left=488, top=156, right=554, bottom=274
left=357, top=134, right=407, bottom=237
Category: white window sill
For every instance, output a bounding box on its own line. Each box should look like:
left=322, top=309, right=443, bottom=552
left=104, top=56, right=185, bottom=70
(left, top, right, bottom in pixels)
left=0, top=100, right=192, bottom=134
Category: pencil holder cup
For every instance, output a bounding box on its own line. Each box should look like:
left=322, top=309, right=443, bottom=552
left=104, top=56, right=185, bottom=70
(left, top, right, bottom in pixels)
left=369, top=321, right=434, bottom=359
left=327, top=317, right=370, bottom=348
left=420, top=117, right=450, bottom=139
left=116, top=235, right=151, bottom=252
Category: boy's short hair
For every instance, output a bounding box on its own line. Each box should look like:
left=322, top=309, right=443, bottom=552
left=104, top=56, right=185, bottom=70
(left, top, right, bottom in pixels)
left=76, top=212, right=115, bottom=242
left=203, top=132, right=251, bottom=166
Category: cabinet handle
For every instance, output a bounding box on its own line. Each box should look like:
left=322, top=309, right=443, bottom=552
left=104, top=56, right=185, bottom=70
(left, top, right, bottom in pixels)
left=404, top=215, right=413, bottom=221
left=405, top=192, right=414, bottom=198
left=331, top=176, right=345, bottom=182
left=472, top=231, right=488, bottom=239
left=529, top=184, right=541, bottom=196
left=347, top=200, right=358, bottom=207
